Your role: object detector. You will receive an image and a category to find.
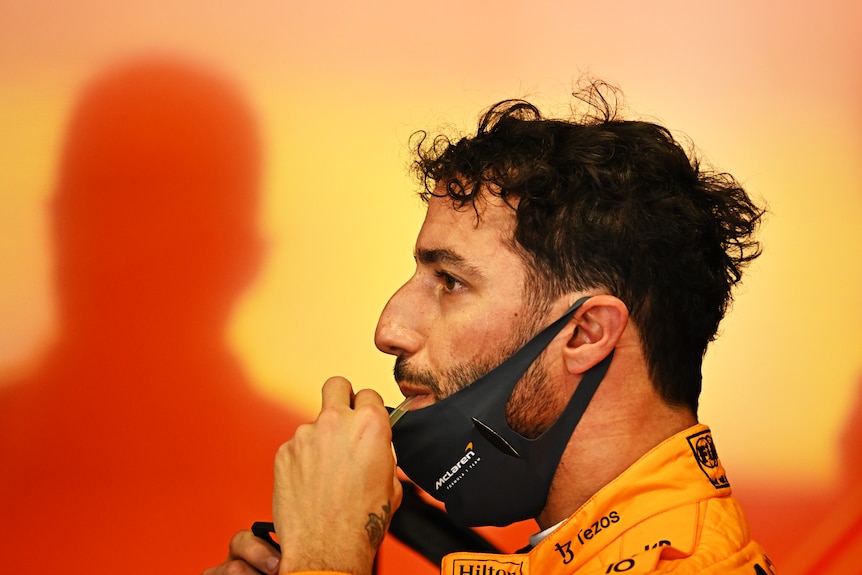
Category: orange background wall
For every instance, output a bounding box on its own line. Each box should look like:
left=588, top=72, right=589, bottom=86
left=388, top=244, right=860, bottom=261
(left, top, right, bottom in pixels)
left=1, top=1, right=860, bottom=573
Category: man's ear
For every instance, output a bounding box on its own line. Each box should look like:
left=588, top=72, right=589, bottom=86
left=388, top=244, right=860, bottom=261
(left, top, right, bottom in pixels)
left=562, top=295, right=629, bottom=375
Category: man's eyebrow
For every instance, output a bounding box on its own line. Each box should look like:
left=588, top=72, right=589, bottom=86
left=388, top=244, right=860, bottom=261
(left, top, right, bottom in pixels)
left=415, top=247, right=486, bottom=279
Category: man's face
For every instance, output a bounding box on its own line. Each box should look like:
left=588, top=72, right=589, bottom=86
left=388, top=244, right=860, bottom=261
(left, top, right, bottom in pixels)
left=375, top=186, right=561, bottom=436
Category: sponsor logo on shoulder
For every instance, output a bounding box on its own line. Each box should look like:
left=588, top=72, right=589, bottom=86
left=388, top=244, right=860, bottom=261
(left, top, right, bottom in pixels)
left=686, top=429, right=730, bottom=489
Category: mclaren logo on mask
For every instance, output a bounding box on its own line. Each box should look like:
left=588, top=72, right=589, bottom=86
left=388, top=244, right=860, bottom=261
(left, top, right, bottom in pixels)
left=435, top=443, right=480, bottom=491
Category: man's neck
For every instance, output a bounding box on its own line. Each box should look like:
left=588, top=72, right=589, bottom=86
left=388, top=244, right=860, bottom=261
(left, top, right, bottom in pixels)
left=536, top=362, right=697, bottom=529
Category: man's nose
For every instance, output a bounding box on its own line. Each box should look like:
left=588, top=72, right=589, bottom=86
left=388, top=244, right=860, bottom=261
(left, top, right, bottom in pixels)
left=374, top=280, right=423, bottom=357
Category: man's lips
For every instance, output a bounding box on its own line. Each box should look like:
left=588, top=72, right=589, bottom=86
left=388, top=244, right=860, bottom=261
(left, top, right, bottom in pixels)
left=397, top=384, right=434, bottom=409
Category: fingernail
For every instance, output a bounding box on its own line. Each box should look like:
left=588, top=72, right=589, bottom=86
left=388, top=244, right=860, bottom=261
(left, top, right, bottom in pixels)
left=266, top=555, right=279, bottom=573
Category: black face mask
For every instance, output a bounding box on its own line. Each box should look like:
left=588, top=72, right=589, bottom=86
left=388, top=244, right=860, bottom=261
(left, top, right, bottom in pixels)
left=390, top=296, right=613, bottom=527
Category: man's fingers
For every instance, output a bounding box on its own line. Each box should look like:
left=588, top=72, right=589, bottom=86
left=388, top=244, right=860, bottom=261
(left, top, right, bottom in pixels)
left=320, top=379, right=387, bottom=421
left=320, top=376, right=353, bottom=411
left=200, top=529, right=280, bottom=575
left=200, top=559, right=262, bottom=575
left=352, top=388, right=385, bottom=410
left=227, top=530, right=280, bottom=575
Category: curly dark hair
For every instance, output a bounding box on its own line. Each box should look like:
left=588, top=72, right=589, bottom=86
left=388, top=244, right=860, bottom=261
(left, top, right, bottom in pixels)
left=412, top=82, right=765, bottom=413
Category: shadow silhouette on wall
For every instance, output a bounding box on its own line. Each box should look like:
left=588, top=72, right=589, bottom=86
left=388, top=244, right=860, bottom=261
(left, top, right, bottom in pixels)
left=736, top=373, right=862, bottom=574
left=0, top=56, right=305, bottom=574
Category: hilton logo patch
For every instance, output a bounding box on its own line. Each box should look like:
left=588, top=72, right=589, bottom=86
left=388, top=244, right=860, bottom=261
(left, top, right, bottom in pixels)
left=686, top=430, right=730, bottom=489
left=449, top=558, right=525, bottom=575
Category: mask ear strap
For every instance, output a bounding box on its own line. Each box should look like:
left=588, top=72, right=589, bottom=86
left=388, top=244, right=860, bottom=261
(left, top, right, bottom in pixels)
left=475, top=296, right=613, bottom=457
left=473, top=295, right=591, bottom=400
left=543, top=347, right=613, bottom=439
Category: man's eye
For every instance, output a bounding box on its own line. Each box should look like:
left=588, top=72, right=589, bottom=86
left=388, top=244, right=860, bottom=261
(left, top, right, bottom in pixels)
left=436, top=271, right=463, bottom=291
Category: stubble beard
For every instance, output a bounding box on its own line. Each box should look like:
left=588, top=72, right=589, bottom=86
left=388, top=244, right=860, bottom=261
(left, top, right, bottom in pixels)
left=392, top=310, right=561, bottom=439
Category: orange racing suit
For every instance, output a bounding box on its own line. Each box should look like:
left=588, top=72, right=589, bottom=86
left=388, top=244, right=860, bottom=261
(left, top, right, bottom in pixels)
left=297, top=424, right=775, bottom=574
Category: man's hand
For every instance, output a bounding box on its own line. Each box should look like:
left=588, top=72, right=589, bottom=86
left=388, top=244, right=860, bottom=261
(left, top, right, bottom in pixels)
left=273, top=377, right=402, bottom=575
left=201, top=530, right=280, bottom=575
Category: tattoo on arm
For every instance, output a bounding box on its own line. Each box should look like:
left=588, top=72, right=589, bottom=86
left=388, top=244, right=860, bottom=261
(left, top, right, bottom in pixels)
left=365, top=501, right=391, bottom=549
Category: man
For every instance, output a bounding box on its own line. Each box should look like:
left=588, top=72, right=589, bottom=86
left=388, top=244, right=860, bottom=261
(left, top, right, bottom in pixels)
left=205, top=82, right=773, bottom=574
